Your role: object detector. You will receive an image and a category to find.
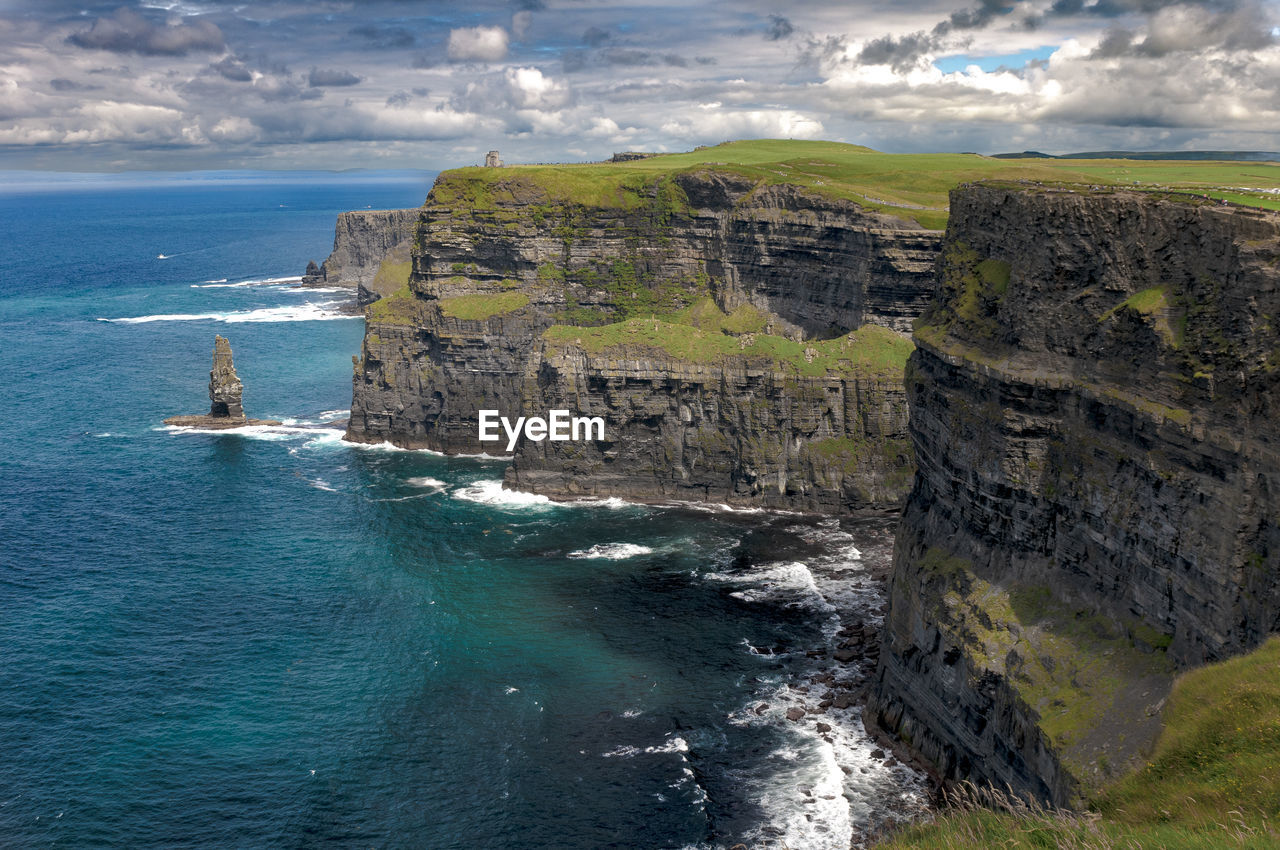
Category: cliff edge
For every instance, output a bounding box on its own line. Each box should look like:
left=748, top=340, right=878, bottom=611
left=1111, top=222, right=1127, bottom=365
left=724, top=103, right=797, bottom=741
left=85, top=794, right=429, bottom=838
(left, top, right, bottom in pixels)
left=870, top=184, right=1280, bottom=806
left=346, top=161, right=939, bottom=511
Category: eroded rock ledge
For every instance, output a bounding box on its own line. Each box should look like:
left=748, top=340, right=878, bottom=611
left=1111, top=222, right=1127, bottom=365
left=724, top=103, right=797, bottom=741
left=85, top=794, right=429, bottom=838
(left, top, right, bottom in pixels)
left=869, top=185, right=1280, bottom=806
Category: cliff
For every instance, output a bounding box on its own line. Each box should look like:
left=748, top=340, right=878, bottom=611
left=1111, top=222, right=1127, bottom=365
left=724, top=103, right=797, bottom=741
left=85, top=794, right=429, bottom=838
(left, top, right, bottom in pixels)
left=304, top=208, right=420, bottom=304
left=346, top=164, right=939, bottom=511
left=870, top=184, right=1280, bottom=805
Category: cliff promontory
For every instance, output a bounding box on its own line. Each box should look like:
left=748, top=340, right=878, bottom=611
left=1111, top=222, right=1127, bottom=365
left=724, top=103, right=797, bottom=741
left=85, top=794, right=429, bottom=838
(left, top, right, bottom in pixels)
left=346, top=157, right=939, bottom=511
left=303, top=208, right=419, bottom=305
left=870, top=184, right=1280, bottom=805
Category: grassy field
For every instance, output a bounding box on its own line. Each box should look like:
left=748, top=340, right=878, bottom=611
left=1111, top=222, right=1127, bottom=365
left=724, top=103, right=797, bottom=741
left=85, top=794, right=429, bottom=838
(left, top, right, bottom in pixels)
left=436, top=139, right=1280, bottom=229
left=878, top=636, right=1280, bottom=849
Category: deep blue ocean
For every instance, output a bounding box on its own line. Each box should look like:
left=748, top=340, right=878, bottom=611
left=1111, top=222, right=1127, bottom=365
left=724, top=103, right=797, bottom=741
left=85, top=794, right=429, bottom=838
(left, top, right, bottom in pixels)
left=0, top=176, right=925, bottom=849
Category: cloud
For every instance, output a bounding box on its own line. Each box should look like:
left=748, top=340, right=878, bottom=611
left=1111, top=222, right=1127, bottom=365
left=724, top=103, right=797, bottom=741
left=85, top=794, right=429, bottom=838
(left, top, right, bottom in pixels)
left=211, top=56, right=252, bottom=82
left=661, top=107, right=825, bottom=142
left=308, top=68, right=362, bottom=87
left=933, top=0, right=1011, bottom=35
left=1088, top=2, right=1277, bottom=57
left=512, top=10, right=533, bottom=40
left=447, top=26, right=509, bottom=62
left=582, top=26, right=610, bottom=47
left=349, top=25, right=415, bottom=49
left=67, top=8, right=224, bottom=56
left=49, top=78, right=101, bottom=92
left=765, top=15, right=795, bottom=41
left=857, top=31, right=942, bottom=71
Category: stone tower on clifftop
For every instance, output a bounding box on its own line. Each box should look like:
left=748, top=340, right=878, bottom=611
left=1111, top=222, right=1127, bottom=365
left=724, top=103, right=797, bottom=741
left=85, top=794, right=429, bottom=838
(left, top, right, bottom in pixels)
left=484, top=150, right=502, bottom=167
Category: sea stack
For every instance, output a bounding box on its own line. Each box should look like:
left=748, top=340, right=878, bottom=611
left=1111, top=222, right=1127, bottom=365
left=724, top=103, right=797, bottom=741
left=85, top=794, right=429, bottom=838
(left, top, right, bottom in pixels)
left=164, top=336, right=281, bottom=429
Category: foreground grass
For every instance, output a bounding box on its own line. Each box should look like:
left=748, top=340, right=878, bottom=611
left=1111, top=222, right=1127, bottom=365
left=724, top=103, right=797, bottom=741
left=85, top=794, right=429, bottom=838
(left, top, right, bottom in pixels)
left=879, top=637, right=1280, bottom=849
left=437, top=139, right=1280, bottom=229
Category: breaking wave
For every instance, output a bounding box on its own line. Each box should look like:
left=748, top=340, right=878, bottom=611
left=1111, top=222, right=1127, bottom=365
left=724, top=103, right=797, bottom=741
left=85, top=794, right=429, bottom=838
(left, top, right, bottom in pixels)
left=568, top=543, right=655, bottom=560
left=98, top=302, right=356, bottom=323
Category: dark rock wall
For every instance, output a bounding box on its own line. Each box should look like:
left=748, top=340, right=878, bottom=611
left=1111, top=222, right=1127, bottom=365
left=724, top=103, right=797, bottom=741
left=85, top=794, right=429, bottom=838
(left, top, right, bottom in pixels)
left=505, top=344, right=912, bottom=512
left=870, top=185, right=1280, bottom=805
left=311, top=208, right=419, bottom=296
left=347, top=170, right=938, bottom=510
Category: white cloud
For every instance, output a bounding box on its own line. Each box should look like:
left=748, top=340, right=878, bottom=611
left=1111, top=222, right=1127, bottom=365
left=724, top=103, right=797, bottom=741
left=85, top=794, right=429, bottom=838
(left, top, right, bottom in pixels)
left=446, top=26, right=509, bottom=63
left=660, top=108, right=825, bottom=141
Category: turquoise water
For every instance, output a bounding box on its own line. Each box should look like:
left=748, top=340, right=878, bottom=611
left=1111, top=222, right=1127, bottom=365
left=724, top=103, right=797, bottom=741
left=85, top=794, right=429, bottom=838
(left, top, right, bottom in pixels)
left=0, top=179, right=925, bottom=848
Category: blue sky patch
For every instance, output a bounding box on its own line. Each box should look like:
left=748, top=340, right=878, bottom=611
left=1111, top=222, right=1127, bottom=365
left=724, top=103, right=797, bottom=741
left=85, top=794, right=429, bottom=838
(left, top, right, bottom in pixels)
left=933, top=46, right=1055, bottom=74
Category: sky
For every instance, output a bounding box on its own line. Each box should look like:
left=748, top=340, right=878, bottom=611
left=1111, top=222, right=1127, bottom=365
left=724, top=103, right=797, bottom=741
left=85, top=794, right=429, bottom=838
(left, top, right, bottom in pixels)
left=1, top=0, right=1278, bottom=171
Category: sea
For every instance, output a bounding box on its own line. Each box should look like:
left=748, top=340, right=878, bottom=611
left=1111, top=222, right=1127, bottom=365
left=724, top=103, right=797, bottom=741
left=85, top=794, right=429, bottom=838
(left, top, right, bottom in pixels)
left=0, top=174, right=927, bottom=848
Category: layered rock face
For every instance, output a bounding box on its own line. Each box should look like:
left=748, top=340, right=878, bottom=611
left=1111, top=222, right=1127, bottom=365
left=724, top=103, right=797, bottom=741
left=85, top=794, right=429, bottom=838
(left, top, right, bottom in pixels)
left=347, top=169, right=938, bottom=510
left=304, top=209, right=419, bottom=303
left=208, top=335, right=244, bottom=418
left=506, top=336, right=913, bottom=512
left=870, top=185, right=1280, bottom=805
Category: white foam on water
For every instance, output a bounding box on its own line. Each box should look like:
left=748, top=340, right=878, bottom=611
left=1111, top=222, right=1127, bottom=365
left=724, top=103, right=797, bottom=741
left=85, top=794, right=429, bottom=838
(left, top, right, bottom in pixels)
left=601, top=735, right=688, bottom=759
left=98, top=302, right=357, bottom=323
left=450, top=451, right=515, bottom=460
left=316, top=409, right=350, bottom=420
left=567, top=496, right=634, bottom=509
left=160, top=423, right=317, bottom=441
left=621, top=709, right=643, bottom=718
left=451, top=479, right=553, bottom=509
left=406, top=476, right=447, bottom=490
left=189, top=275, right=301, bottom=288
left=707, top=561, right=836, bottom=615
left=504, top=686, right=519, bottom=694
left=310, top=478, right=338, bottom=492
left=567, top=543, right=655, bottom=560
left=705, top=520, right=931, bottom=848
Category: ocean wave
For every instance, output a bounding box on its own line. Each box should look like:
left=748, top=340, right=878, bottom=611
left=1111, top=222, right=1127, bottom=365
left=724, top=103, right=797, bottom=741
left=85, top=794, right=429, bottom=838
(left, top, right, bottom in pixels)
left=602, top=736, right=688, bottom=759
left=707, top=561, right=837, bottom=614
left=310, top=478, right=338, bottom=492
left=451, top=479, right=552, bottom=509
left=316, top=409, right=351, bottom=420
left=568, top=543, right=654, bottom=560
left=189, top=275, right=302, bottom=289
left=406, top=476, right=447, bottom=490
left=99, top=302, right=356, bottom=323
left=160, top=423, right=342, bottom=442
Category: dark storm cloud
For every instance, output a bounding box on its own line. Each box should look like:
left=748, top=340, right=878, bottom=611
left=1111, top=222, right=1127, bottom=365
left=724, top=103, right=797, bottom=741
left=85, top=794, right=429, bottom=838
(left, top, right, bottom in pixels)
left=49, top=78, right=102, bottom=92
left=386, top=90, right=413, bottom=107
left=1086, top=0, right=1276, bottom=57
left=857, top=31, right=943, bottom=70
left=349, top=25, right=416, bottom=49
left=798, top=34, right=850, bottom=69
left=211, top=56, right=253, bottom=82
left=582, top=26, right=610, bottom=47
left=307, top=68, right=363, bottom=87
left=597, top=48, right=692, bottom=67
left=765, top=15, right=795, bottom=41
left=67, top=7, right=225, bottom=55
left=932, top=0, right=1010, bottom=35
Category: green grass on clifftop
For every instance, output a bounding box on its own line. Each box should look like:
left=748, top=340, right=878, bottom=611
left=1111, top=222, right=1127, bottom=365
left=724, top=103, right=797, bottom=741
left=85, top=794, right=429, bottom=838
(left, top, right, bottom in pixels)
left=544, top=316, right=913, bottom=378
left=431, top=140, right=1280, bottom=230
left=878, top=636, right=1280, bottom=849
